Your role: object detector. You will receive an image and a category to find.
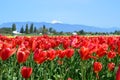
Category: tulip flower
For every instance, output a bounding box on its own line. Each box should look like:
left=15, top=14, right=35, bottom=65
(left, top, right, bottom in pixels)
left=58, top=50, right=66, bottom=58
left=63, top=38, right=71, bottom=49
left=79, top=46, right=90, bottom=60
left=32, top=40, right=37, bottom=51
left=21, top=66, right=32, bottom=79
left=33, top=48, right=47, bottom=64
left=96, top=44, right=108, bottom=58
left=67, top=77, right=73, bottom=80
left=108, top=62, right=115, bottom=71
left=116, top=65, right=120, bottom=80
left=47, top=49, right=56, bottom=60
left=0, top=48, right=16, bottom=61
left=117, top=47, right=120, bottom=56
left=65, top=48, right=74, bottom=58
left=0, top=41, right=3, bottom=50
left=17, top=47, right=30, bottom=63
left=93, top=62, right=102, bottom=79
left=107, top=51, right=116, bottom=59
left=57, top=60, right=63, bottom=65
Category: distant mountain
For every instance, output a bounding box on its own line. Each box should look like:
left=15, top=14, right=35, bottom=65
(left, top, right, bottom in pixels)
left=0, top=22, right=119, bottom=32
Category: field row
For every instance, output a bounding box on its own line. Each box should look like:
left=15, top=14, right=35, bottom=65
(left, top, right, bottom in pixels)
left=0, top=35, right=120, bottom=80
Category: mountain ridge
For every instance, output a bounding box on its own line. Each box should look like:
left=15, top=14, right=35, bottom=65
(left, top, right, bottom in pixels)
left=0, top=22, right=119, bottom=32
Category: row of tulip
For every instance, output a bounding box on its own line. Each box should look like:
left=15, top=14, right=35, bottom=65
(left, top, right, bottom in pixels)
left=0, top=35, right=120, bottom=80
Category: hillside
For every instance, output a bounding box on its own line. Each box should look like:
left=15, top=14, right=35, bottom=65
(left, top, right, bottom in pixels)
left=0, top=22, right=119, bottom=32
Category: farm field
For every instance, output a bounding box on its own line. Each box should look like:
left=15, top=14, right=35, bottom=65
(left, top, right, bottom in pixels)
left=0, top=35, right=120, bottom=80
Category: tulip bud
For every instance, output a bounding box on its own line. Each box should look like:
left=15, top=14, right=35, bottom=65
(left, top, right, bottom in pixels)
left=108, top=62, right=115, bottom=71
left=21, top=66, right=32, bottom=79
left=93, top=62, right=102, bottom=79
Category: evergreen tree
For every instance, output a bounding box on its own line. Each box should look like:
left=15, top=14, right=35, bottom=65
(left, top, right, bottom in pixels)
left=42, top=25, right=48, bottom=34
left=78, top=30, right=85, bottom=35
left=25, top=24, right=29, bottom=34
left=30, top=23, right=34, bottom=33
left=49, top=27, right=53, bottom=33
left=20, top=26, right=24, bottom=33
left=52, top=29, right=57, bottom=34
left=34, top=26, right=37, bottom=33
left=12, top=23, right=16, bottom=31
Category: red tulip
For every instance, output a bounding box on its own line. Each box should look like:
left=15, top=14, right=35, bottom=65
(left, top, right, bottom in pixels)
left=0, top=41, right=3, bottom=50
left=47, top=49, right=56, bottom=60
left=79, top=46, right=90, bottom=60
left=117, top=47, right=120, bottom=56
left=32, top=40, right=37, bottom=51
left=33, top=48, right=47, bottom=64
left=57, top=60, right=63, bottom=65
left=17, top=51, right=27, bottom=63
left=67, top=77, right=73, bottom=80
left=58, top=50, right=66, bottom=58
left=93, top=62, right=102, bottom=79
left=56, top=50, right=62, bottom=56
left=17, top=47, right=30, bottom=63
left=94, top=62, right=102, bottom=73
left=71, top=38, right=80, bottom=48
left=0, top=48, right=16, bottom=61
left=21, top=66, right=32, bottom=79
left=107, top=51, right=116, bottom=59
left=116, top=65, right=120, bottom=80
left=65, top=48, right=74, bottom=58
left=96, top=44, right=108, bottom=58
left=63, top=38, right=71, bottom=49
left=108, top=62, right=115, bottom=71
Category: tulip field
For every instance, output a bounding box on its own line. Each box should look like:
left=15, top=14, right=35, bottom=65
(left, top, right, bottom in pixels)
left=1, top=35, right=120, bottom=80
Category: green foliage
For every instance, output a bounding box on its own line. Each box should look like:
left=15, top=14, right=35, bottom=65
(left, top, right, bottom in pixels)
left=30, top=23, right=34, bottom=33
left=0, top=49, right=118, bottom=80
left=0, top=27, right=12, bottom=34
left=20, top=26, right=24, bottom=33
left=78, top=30, right=85, bottom=35
left=42, top=25, right=48, bottom=34
left=34, top=26, right=37, bottom=33
left=25, top=24, right=29, bottom=34
left=12, top=23, right=16, bottom=31
left=48, top=27, right=57, bottom=34
left=49, top=27, right=53, bottom=33
left=114, top=30, right=120, bottom=35
left=2, top=22, right=120, bottom=35
left=39, top=25, right=48, bottom=34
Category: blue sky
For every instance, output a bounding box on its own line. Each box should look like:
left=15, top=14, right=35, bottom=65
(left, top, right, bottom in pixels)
left=0, top=0, right=120, bottom=28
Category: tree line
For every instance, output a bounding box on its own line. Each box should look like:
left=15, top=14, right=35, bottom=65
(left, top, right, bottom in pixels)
left=0, top=23, right=120, bottom=35
left=11, top=23, right=57, bottom=35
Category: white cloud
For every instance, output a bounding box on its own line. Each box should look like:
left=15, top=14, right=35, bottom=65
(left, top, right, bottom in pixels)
left=51, top=20, right=62, bottom=24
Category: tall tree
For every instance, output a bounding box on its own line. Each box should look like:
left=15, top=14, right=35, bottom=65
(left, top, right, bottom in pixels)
left=25, top=24, right=29, bottom=34
left=49, top=27, right=53, bottom=33
left=78, top=30, right=85, bottom=35
left=30, top=23, right=34, bottom=33
left=34, top=26, right=37, bottom=33
left=12, top=23, right=16, bottom=31
left=20, top=26, right=24, bottom=33
left=52, top=29, right=56, bottom=34
left=42, top=25, right=48, bottom=34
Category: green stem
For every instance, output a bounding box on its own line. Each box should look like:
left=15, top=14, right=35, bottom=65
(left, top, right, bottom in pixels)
left=0, top=60, right=3, bottom=80
left=50, top=61, right=53, bottom=78
left=81, top=60, right=86, bottom=80
left=25, top=78, right=28, bottom=80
